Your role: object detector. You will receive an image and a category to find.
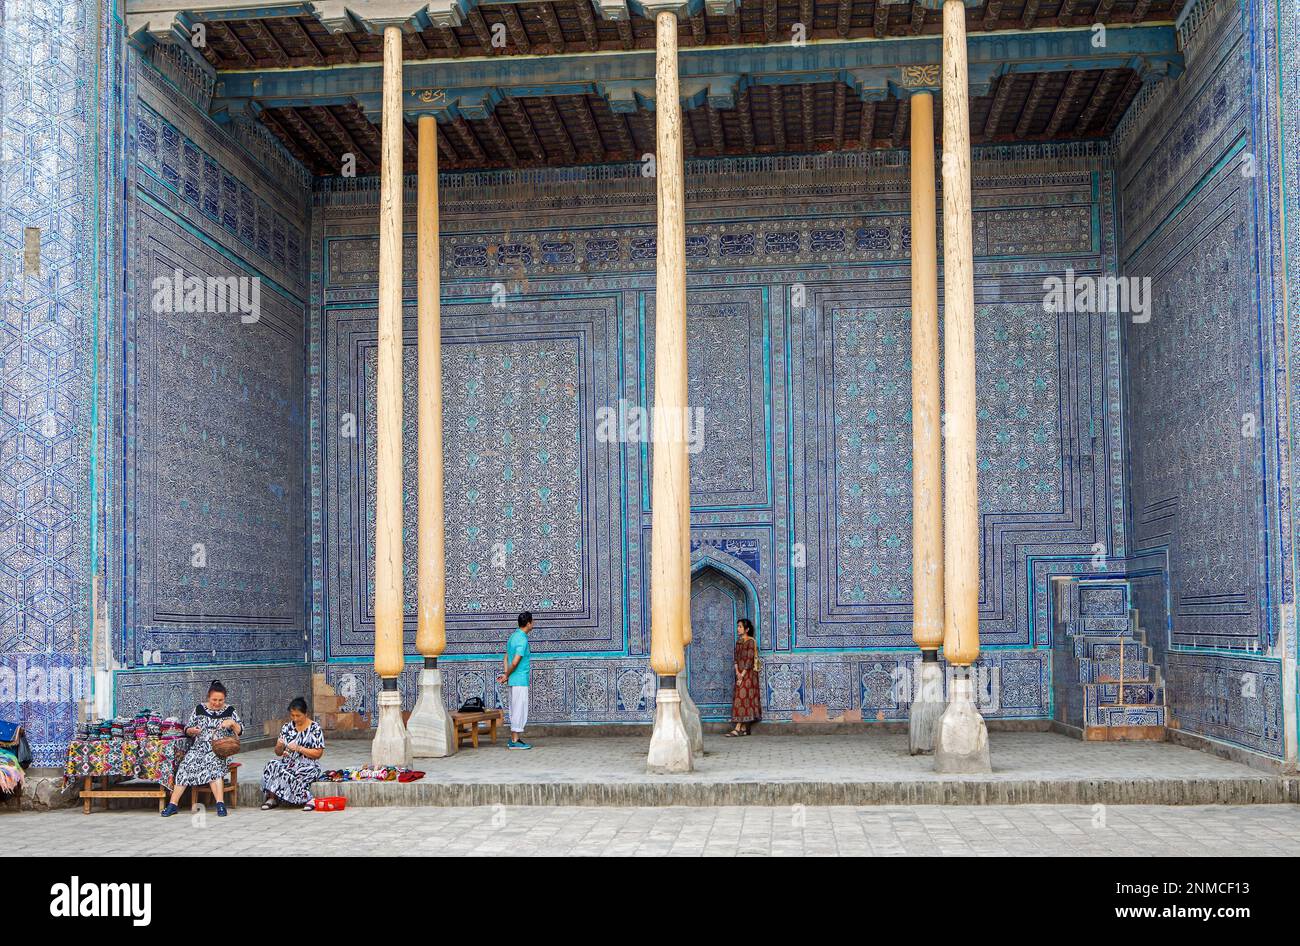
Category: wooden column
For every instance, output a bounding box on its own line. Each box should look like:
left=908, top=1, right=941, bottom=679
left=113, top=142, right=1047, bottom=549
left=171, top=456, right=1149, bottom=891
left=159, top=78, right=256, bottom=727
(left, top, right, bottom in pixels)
left=646, top=6, right=692, bottom=773
left=910, top=90, right=943, bottom=659
left=940, top=0, right=979, bottom=671
left=908, top=89, right=945, bottom=755
left=933, top=0, right=990, bottom=773
left=371, top=23, right=410, bottom=766
left=407, top=112, right=456, bottom=757
left=416, top=114, right=446, bottom=666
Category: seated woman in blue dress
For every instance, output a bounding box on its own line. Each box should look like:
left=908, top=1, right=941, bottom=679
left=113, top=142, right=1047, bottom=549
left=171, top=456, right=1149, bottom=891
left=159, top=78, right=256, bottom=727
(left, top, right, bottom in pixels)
left=260, top=697, right=325, bottom=810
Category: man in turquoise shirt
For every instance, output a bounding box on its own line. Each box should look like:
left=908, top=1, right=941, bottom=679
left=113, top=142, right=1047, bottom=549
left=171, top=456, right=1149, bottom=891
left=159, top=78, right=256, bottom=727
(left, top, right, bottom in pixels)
left=496, top=611, right=533, bottom=749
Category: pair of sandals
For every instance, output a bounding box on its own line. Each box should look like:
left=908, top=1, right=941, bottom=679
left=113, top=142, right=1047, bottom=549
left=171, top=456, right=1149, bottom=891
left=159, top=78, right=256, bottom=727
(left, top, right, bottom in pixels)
left=725, top=728, right=750, bottom=737
left=261, top=796, right=314, bottom=812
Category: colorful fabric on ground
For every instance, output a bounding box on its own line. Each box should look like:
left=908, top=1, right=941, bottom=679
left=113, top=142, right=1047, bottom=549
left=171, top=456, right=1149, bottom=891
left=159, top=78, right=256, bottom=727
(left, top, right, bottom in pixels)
left=0, top=747, right=22, bottom=794
left=63, top=737, right=184, bottom=789
left=318, top=766, right=423, bottom=783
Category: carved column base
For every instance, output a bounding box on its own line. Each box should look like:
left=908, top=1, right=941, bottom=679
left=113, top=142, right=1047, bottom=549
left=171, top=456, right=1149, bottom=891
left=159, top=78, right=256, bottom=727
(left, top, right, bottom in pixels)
left=407, top=662, right=457, bottom=758
left=371, top=685, right=412, bottom=768
left=908, top=656, right=945, bottom=755
left=647, top=680, right=694, bottom=773
left=933, top=670, right=990, bottom=773
left=678, top=677, right=705, bottom=755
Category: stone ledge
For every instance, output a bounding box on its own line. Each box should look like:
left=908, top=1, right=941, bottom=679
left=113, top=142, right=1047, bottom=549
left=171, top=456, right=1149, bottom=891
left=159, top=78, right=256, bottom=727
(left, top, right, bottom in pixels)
left=239, top=775, right=1300, bottom=808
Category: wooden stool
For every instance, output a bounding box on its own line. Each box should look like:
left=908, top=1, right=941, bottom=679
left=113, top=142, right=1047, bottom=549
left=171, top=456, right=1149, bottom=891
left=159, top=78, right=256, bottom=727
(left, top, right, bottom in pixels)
left=452, top=709, right=503, bottom=748
left=189, top=762, right=240, bottom=810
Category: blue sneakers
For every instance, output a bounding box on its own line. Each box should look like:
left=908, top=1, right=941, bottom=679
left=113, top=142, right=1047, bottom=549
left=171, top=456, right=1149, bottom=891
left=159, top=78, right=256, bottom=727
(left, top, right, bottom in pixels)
left=160, top=803, right=178, bottom=817
left=215, top=802, right=228, bottom=817
left=508, top=739, right=532, bottom=750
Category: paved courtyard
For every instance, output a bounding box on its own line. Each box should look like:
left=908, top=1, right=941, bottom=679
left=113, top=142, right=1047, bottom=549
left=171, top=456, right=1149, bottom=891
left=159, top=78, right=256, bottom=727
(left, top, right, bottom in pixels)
left=237, top=731, right=1265, bottom=784
left=12, top=803, right=1300, bottom=856
left=224, top=732, right=1292, bottom=806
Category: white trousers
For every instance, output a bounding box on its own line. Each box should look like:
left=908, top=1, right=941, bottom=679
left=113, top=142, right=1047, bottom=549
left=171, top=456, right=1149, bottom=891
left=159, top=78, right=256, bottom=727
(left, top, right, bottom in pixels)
left=510, top=686, right=529, bottom=733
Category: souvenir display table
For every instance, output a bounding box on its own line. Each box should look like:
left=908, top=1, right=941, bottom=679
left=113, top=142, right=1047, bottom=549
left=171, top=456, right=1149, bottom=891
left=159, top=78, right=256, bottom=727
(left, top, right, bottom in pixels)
left=64, top=719, right=188, bottom=815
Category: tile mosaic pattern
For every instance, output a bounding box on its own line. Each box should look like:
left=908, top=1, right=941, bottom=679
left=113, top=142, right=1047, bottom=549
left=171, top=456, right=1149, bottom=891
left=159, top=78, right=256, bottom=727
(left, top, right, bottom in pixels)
left=0, top=0, right=102, bottom=764
left=308, top=153, right=1125, bottom=724
left=113, top=56, right=310, bottom=670
left=1118, top=0, right=1287, bottom=757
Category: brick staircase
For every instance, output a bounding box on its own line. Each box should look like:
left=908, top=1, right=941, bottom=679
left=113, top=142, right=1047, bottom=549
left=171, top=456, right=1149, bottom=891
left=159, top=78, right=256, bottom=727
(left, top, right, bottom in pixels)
left=1053, top=579, right=1167, bottom=741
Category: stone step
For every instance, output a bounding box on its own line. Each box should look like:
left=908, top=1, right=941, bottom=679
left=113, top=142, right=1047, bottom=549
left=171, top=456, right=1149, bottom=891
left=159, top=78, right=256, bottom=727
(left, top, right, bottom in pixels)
left=1076, top=639, right=1146, bottom=663
left=1084, top=704, right=1166, bottom=727
left=1077, top=658, right=1153, bottom=683
left=1085, top=682, right=1164, bottom=706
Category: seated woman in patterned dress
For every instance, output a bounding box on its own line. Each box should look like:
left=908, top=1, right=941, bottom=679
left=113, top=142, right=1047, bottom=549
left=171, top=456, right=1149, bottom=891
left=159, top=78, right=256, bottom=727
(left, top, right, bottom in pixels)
left=260, top=697, right=325, bottom=811
left=161, top=680, right=242, bottom=818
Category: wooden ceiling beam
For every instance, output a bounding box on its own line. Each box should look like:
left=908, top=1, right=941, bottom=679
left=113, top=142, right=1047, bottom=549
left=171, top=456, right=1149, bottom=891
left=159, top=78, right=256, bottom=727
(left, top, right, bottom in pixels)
left=802, top=84, right=816, bottom=147
left=890, top=93, right=910, bottom=148
left=982, top=73, right=1015, bottom=138
left=1100, top=70, right=1143, bottom=135
left=737, top=90, right=757, bottom=151
left=689, top=11, right=706, bottom=45
left=615, top=17, right=634, bottom=49
left=480, top=110, right=520, bottom=164
left=314, top=104, right=376, bottom=171
left=504, top=98, right=547, bottom=161
left=452, top=116, right=487, bottom=163
left=334, top=29, right=360, bottom=63
left=538, top=3, right=566, bottom=51
left=836, top=0, right=852, bottom=37
left=258, top=108, right=319, bottom=171
left=247, top=18, right=290, bottom=67
left=833, top=82, right=847, bottom=150
left=500, top=5, right=531, bottom=53
left=438, top=26, right=461, bottom=57
left=874, top=0, right=890, bottom=38
left=573, top=0, right=599, bottom=50
left=770, top=86, right=787, bottom=150
left=705, top=103, right=725, bottom=152
left=1021, top=0, right=1042, bottom=29
left=858, top=99, right=877, bottom=148
left=1074, top=69, right=1117, bottom=133
left=466, top=8, right=496, bottom=52
left=1043, top=70, right=1086, bottom=137
left=1014, top=72, right=1050, bottom=137
left=216, top=21, right=258, bottom=66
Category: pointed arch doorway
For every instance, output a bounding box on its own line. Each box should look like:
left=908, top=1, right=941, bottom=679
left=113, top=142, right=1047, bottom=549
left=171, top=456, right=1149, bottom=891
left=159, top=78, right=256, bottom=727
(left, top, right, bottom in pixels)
left=686, top=563, right=756, bottom=721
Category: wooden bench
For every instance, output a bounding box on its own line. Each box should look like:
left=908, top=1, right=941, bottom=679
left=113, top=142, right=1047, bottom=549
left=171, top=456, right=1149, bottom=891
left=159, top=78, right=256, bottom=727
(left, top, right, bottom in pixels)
left=188, top=762, right=240, bottom=810
left=81, top=775, right=166, bottom=815
left=453, top=709, right=504, bottom=748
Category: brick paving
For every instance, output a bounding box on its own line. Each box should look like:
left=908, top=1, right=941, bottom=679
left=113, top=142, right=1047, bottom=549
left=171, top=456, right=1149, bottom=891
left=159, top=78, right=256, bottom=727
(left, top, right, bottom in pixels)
left=12, top=803, right=1300, bottom=856
left=241, top=731, right=1268, bottom=784
left=224, top=732, right=1293, bottom=806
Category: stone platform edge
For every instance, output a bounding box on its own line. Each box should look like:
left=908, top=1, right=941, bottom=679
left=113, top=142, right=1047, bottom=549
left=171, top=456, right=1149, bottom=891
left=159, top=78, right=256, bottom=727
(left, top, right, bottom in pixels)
left=240, top=776, right=1300, bottom=808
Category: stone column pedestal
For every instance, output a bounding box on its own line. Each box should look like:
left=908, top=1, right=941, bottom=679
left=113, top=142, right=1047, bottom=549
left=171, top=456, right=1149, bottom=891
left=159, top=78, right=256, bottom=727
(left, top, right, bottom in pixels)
left=934, top=670, right=990, bottom=773
left=372, top=685, right=412, bottom=768
left=908, top=654, right=945, bottom=755
left=678, top=677, right=705, bottom=755
left=648, top=680, right=693, bottom=773
left=408, top=660, right=456, bottom=758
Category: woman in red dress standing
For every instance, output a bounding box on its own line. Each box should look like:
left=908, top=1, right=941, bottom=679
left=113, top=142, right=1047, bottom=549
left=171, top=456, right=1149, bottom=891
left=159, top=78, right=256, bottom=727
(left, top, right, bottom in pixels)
left=727, top=618, right=761, bottom=737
